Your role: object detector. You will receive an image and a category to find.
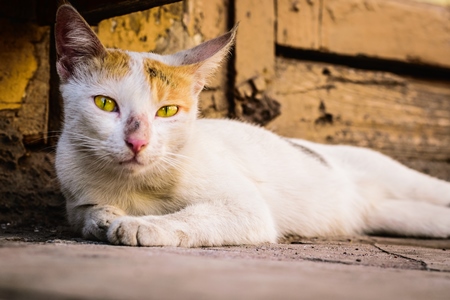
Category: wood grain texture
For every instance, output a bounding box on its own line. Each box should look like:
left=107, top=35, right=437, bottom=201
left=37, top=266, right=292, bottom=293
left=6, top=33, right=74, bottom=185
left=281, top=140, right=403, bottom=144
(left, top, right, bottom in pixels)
left=277, top=0, right=450, bottom=68
left=267, top=57, right=450, bottom=162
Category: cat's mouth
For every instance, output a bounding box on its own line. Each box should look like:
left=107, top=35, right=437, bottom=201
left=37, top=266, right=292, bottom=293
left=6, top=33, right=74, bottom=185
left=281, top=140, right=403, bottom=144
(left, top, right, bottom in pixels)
left=119, top=156, right=143, bottom=166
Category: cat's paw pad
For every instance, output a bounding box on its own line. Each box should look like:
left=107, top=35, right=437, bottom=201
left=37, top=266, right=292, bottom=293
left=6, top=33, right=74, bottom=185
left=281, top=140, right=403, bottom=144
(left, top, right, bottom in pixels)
left=107, top=216, right=179, bottom=246
left=82, top=206, right=126, bottom=241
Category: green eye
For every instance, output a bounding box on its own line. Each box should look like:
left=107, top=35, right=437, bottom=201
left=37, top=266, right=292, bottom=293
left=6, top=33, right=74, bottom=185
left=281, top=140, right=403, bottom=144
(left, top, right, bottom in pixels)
left=94, top=95, right=118, bottom=112
left=156, top=105, right=178, bottom=118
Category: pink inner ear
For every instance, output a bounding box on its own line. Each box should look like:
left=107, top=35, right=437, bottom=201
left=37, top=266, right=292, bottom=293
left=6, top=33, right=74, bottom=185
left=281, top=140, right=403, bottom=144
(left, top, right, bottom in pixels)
left=192, top=79, right=206, bottom=96
left=182, top=30, right=235, bottom=65
left=55, top=5, right=106, bottom=80
left=56, top=57, right=72, bottom=80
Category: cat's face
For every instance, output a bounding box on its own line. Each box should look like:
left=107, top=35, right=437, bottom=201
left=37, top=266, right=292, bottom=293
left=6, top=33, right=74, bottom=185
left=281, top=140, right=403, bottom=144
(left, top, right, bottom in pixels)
left=59, top=49, right=199, bottom=176
left=55, top=5, right=235, bottom=176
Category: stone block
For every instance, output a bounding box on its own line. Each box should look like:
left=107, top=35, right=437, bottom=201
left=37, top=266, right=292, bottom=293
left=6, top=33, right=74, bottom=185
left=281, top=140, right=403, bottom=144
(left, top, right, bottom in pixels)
left=0, top=19, right=50, bottom=143
left=0, top=20, right=40, bottom=110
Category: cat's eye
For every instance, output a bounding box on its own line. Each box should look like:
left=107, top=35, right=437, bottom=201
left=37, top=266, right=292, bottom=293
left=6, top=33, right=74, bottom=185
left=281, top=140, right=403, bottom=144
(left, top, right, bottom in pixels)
left=156, top=105, right=178, bottom=118
left=94, top=95, right=118, bottom=112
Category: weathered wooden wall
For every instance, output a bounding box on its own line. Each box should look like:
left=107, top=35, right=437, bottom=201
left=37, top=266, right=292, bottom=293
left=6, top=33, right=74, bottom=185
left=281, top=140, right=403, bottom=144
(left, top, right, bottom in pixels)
left=267, top=0, right=450, bottom=178
left=277, top=0, right=450, bottom=68
left=268, top=58, right=450, bottom=160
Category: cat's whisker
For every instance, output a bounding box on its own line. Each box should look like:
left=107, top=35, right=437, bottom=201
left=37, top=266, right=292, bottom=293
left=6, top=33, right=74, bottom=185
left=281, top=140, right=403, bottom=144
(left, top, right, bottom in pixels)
left=163, top=154, right=196, bottom=171
left=157, top=156, right=193, bottom=176
left=75, top=152, right=114, bottom=168
left=158, top=155, right=183, bottom=168
left=164, top=151, right=190, bottom=159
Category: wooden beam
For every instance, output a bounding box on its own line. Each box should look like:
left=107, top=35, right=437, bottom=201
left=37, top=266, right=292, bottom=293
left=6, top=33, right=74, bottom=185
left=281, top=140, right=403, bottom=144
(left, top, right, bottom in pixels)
left=0, top=0, right=181, bottom=25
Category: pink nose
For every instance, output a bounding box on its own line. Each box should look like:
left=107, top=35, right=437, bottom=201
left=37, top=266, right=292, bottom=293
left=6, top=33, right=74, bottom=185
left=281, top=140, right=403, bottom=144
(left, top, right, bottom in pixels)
left=125, top=138, right=148, bottom=154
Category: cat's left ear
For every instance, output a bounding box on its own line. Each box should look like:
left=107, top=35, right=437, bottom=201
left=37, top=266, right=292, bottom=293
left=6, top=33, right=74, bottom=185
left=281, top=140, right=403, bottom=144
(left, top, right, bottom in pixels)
left=55, top=4, right=106, bottom=81
left=171, top=25, right=238, bottom=95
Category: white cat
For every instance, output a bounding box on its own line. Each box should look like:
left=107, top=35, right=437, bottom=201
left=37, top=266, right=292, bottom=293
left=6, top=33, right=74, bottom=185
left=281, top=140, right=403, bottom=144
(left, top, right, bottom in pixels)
left=55, top=5, right=450, bottom=247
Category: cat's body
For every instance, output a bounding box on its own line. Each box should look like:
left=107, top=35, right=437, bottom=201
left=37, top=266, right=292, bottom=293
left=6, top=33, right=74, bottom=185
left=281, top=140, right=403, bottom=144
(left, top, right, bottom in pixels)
left=55, top=5, right=450, bottom=247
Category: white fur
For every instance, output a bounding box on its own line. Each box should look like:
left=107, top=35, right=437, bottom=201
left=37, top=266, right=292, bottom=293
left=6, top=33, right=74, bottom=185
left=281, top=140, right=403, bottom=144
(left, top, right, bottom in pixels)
left=55, top=5, right=450, bottom=247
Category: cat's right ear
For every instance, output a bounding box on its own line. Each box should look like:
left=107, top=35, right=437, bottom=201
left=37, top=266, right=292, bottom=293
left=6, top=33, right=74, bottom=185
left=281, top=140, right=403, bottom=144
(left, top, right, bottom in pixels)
left=55, top=5, right=106, bottom=81
left=170, top=25, right=238, bottom=95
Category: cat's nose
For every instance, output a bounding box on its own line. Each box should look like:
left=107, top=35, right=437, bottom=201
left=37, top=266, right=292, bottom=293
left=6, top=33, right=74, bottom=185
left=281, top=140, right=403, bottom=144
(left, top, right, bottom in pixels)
left=125, top=138, right=148, bottom=154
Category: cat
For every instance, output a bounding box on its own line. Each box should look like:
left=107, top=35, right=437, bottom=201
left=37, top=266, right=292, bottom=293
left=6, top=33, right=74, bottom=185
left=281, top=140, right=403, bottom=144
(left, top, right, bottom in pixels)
left=54, top=4, right=450, bottom=247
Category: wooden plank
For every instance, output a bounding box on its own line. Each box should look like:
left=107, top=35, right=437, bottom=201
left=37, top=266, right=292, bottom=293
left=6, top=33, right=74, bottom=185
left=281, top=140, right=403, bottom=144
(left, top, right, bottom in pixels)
left=276, top=0, right=450, bottom=68
left=267, top=57, right=450, bottom=161
left=234, top=0, right=275, bottom=85
left=0, top=0, right=181, bottom=25
left=276, top=0, right=321, bottom=50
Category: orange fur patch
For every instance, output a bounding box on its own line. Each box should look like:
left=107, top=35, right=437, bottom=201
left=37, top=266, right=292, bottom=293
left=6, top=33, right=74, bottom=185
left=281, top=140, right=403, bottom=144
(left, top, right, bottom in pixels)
left=143, top=58, right=198, bottom=111
left=75, top=49, right=131, bottom=81
left=98, top=50, right=131, bottom=79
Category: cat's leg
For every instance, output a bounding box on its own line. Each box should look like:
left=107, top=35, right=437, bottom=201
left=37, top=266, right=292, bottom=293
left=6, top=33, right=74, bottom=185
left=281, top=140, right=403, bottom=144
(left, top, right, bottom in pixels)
left=68, top=204, right=126, bottom=241
left=377, top=162, right=450, bottom=207
left=365, top=200, right=450, bottom=238
left=107, top=200, right=277, bottom=247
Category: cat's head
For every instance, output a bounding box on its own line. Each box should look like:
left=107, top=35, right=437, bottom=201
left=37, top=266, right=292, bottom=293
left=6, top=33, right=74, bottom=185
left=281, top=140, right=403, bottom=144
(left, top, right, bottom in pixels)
left=55, top=5, right=235, bottom=177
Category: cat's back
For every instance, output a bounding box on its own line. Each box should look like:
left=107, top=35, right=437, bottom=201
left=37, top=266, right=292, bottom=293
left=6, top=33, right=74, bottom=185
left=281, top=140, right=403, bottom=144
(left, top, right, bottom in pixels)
left=192, top=118, right=294, bottom=160
left=190, top=118, right=330, bottom=176
left=188, top=117, right=294, bottom=175
left=194, top=118, right=280, bottom=145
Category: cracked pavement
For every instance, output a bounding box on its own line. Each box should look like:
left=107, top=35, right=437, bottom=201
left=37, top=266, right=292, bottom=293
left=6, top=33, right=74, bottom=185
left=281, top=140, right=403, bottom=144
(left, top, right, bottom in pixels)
left=0, top=229, right=449, bottom=299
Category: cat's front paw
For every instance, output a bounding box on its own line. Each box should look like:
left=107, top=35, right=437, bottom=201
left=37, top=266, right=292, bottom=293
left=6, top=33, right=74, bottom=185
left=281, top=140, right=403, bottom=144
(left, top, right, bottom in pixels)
left=82, top=205, right=126, bottom=241
left=107, top=216, right=180, bottom=246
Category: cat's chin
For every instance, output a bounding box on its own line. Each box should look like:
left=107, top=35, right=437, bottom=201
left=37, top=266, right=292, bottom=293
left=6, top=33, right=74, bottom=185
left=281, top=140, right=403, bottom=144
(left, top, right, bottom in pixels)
left=120, top=157, right=142, bottom=166
left=118, top=157, right=148, bottom=174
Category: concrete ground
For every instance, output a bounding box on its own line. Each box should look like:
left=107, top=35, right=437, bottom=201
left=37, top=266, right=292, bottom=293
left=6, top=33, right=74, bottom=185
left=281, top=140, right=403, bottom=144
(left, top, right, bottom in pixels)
left=0, top=228, right=449, bottom=300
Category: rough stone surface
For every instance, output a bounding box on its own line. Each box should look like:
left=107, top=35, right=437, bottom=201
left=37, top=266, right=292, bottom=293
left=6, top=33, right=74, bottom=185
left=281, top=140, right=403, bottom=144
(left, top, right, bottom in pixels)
left=0, top=20, right=38, bottom=111
left=267, top=57, right=450, bottom=179
left=0, top=231, right=449, bottom=300
left=0, top=118, right=65, bottom=227
left=0, top=19, right=49, bottom=142
left=277, top=0, right=450, bottom=68
left=13, top=26, right=50, bottom=144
